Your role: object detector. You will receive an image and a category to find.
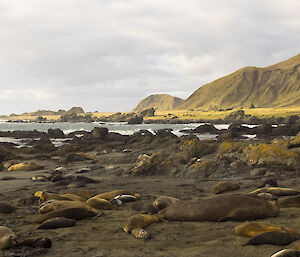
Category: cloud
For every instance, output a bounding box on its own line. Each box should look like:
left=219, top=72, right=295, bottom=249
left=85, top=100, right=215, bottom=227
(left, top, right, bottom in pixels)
left=0, top=0, right=299, bottom=114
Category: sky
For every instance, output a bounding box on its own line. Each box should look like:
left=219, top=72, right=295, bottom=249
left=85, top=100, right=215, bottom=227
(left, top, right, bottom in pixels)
left=0, top=0, right=299, bottom=114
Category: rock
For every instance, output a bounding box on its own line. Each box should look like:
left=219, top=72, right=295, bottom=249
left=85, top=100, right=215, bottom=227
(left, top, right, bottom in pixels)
left=91, top=127, right=108, bottom=139
left=250, top=168, right=267, bottom=176
left=127, top=116, right=143, bottom=124
left=48, top=129, right=65, bottom=138
left=155, top=129, right=177, bottom=139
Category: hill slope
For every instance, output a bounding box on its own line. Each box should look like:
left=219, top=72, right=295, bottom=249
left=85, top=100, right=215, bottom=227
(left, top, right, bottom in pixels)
left=133, top=94, right=184, bottom=112
left=179, top=54, right=300, bottom=110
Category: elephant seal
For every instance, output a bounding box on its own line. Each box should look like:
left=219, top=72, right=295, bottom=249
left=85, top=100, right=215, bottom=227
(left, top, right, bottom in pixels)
left=93, top=190, right=140, bottom=201
left=123, top=214, right=161, bottom=239
left=159, top=194, right=279, bottom=222
left=86, top=197, right=115, bottom=210
left=15, top=237, right=52, bottom=248
left=61, top=190, right=97, bottom=199
left=234, top=222, right=300, bottom=238
left=132, top=202, right=158, bottom=214
left=33, top=207, right=99, bottom=223
left=3, top=160, right=20, bottom=169
left=39, top=200, right=97, bottom=214
left=271, top=250, right=300, bottom=257
left=8, top=162, right=44, bottom=171
left=61, top=193, right=85, bottom=202
left=212, top=181, right=240, bottom=194
left=249, top=187, right=300, bottom=196
left=38, top=217, right=76, bottom=229
left=0, top=202, right=15, bottom=214
left=280, top=196, right=300, bottom=208
left=288, top=240, right=300, bottom=250
left=243, top=231, right=297, bottom=246
left=153, top=196, right=181, bottom=210
left=0, top=226, right=16, bottom=250
left=35, top=191, right=73, bottom=203
left=256, top=193, right=278, bottom=201
left=30, top=175, right=49, bottom=182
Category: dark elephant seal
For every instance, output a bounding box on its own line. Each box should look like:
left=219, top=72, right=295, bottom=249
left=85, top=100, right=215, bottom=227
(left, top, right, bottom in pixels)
left=249, top=187, right=300, bottom=196
left=212, top=181, right=240, bottom=194
left=153, top=196, right=181, bottom=210
left=271, top=249, right=300, bottom=257
left=0, top=226, right=16, bottom=250
left=243, top=231, right=297, bottom=246
left=38, top=217, right=76, bottom=229
left=0, top=202, right=15, bottom=214
left=280, top=196, right=300, bottom=208
left=33, top=207, right=98, bottom=223
left=15, top=237, right=52, bottom=248
left=158, top=194, right=279, bottom=222
left=132, top=202, right=158, bottom=214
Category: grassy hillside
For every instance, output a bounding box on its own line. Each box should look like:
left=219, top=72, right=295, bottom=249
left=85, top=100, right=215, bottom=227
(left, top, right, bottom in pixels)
left=133, top=94, right=184, bottom=112
left=179, top=54, right=300, bottom=110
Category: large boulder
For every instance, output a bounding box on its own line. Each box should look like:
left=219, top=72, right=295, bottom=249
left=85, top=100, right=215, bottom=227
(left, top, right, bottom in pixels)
left=127, top=116, right=143, bottom=124
left=48, top=129, right=65, bottom=138
left=91, top=127, right=108, bottom=140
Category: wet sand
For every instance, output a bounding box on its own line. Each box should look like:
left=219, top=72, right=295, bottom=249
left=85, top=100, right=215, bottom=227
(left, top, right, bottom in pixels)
left=1, top=154, right=300, bottom=257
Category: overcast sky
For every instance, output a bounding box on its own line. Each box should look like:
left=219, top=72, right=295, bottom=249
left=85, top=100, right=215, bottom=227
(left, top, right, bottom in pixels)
left=0, top=0, right=299, bottom=114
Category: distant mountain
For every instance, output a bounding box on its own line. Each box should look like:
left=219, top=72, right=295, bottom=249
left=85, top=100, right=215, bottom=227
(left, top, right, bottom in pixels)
left=133, top=94, right=184, bottom=112
left=179, top=54, right=300, bottom=110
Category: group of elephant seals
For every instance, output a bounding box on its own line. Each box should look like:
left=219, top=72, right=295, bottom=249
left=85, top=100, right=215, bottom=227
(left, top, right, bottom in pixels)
left=212, top=181, right=240, bottom=194
left=0, top=202, right=16, bottom=214
left=234, top=222, right=300, bottom=238
left=0, top=226, right=16, bottom=250
left=158, top=194, right=279, bottom=222
left=38, top=217, right=76, bottom=229
left=243, top=231, right=297, bottom=246
left=249, top=187, right=300, bottom=196
left=271, top=249, right=300, bottom=257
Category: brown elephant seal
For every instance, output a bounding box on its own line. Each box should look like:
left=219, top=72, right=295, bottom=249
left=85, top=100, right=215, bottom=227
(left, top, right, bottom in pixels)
left=123, top=214, right=161, bottom=236
left=153, top=196, right=181, bottom=210
left=243, top=231, right=297, bottom=246
left=38, top=217, right=76, bottom=229
left=60, top=193, right=85, bottom=202
left=0, top=226, right=16, bottom=250
left=159, top=194, right=279, bottom=222
left=39, top=200, right=97, bottom=214
left=0, top=202, right=16, bottom=214
left=86, top=197, right=115, bottom=210
left=280, top=196, right=300, bottom=208
left=234, top=222, right=300, bottom=238
left=15, top=237, right=52, bottom=248
left=61, top=190, right=97, bottom=199
left=94, top=190, right=140, bottom=201
left=3, top=160, right=20, bottom=169
left=132, top=202, right=158, bottom=214
left=8, top=162, right=44, bottom=171
left=288, top=240, right=300, bottom=250
left=249, top=187, right=300, bottom=196
left=35, top=191, right=72, bottom=203
left=212, top=181, right=240, bottom=194
left=271, top=250, right=300, bottom=257
left=33, top=207, right=99, bottom=223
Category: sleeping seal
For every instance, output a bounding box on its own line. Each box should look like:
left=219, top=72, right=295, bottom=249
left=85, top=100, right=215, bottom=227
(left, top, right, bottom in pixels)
left=0, top=226, right=16, bottom=250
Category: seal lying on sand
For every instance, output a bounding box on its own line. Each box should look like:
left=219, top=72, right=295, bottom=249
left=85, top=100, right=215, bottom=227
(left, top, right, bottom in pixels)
left=212, top=181, right=240, bottom=194
left=0, top=226, right=16, bottom=250
left=153, top=196, right=181, bottom=210
left=35, top=191, right=72, bottom=203
left=8, top=162, right=44, bottom=171
left=94, top=190, right=140, bottom=201
left=86, top=197, right=115, bottom=210
left=32, top=207, right=99, bottom=223
left=39, top=200, right=97, bottom=214
left=249, top=187, right=300, bottom=196
left=243, top=231, right=297, bottom=246
left=280, top=196, right=300, bottom=208
left=270, top=249, right=300, bottom=257
left=158, top=194, right=279, bottom=222
left=234, top=222, right=300, bottom=238
left=38, top=217, right=76, bottom=229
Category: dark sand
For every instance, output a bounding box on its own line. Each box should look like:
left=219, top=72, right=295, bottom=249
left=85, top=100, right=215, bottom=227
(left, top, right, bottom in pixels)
left=1, top=153, right=300, bottom=257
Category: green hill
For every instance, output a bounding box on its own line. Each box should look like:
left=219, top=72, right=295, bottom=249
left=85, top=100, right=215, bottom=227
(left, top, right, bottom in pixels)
left=179, top=54, right=300, bottom=110
left=133, top=94, right=184, bottom=112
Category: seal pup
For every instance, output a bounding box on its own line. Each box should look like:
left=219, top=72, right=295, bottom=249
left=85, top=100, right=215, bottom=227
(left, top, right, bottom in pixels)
left=0, top=226, right=16, bottom=250
left=158, top=194, right=279, bottom=222
left=212, top=181, right=240, bottom=194
left=38, top=217, right=76, bottom=229
left=0, top=202, right=15, bottom=214
left=234, top=222, right=300, bottom=238
left=249, top=187, right=300, bottom=196
left=270, top=249, right=300, bottom=257
left=153, top=196, right=181, bottom=210
left=243, top=231, right=297, bottom=246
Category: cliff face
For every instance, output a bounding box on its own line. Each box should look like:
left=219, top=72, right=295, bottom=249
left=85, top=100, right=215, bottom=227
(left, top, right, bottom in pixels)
left=133, top=94, right=184, bottom=111
left=179, top=54, right=300, bottom=110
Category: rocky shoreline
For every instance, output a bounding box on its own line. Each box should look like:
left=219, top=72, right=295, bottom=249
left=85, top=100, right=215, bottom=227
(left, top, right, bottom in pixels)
left=0, top=121, right=300, bottom=256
